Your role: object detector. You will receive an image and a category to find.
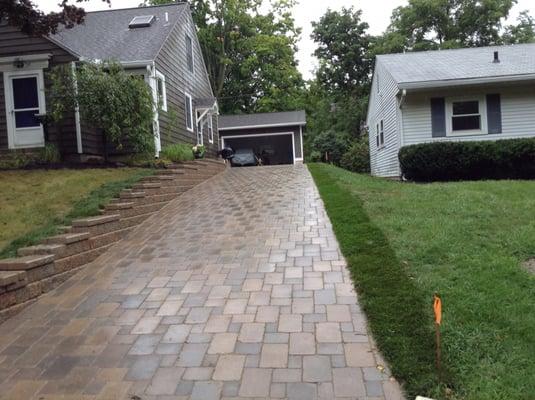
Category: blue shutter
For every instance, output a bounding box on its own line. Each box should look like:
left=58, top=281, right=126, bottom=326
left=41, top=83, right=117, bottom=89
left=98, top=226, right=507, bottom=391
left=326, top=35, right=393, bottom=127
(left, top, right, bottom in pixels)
left=486, top=94, right=502, bottom=134
left=431, top=98, right=446, bottom=137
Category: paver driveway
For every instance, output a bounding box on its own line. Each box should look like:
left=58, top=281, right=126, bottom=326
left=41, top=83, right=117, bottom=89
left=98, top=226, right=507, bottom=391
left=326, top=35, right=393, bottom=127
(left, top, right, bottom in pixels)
left=0, top=165, right=402, bottom=400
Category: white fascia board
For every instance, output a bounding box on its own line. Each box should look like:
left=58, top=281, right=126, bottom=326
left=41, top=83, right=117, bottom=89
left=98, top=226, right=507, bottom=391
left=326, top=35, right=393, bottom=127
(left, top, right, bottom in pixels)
left=398, top=73, right=535, bottom=91
left=219, top=122, right=306, bottom=131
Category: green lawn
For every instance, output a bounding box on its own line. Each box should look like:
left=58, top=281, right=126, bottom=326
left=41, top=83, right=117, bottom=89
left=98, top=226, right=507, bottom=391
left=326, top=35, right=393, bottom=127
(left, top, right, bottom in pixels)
left=308, top=163, right=535, bottom=400
left=0, top=168, right=152, bottom=258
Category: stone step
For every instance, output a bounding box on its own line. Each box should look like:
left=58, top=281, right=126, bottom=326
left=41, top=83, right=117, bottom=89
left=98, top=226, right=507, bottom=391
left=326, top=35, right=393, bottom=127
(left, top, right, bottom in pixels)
left=0, top=255, right=56, bottom=284
left=0, top=271, right=27, bottom=292
left=18, top=244, right=65, bottom=257
left=158, top=169, right=186, bottom=176
left=105, top=202, right=135, bottom=211
left=46, top=232, right=90, bottom=245
left=119, top=190, right=146, bottom=200
left=142, top=175, right=175, bottom=182
left=133, top=185, right=192, bottom=196
left=89, top=226, right=135, bottom=250
left=135, top=193, right=178, bottom=205
left=72, top=214, right=120, bottom=228
left=103, top=201, right=168, bottom=219
left=54, top=243, right=115, bottom=274
left=0, top=255, right=54, bottom=271
left=132, top=182, right=161, bottom=190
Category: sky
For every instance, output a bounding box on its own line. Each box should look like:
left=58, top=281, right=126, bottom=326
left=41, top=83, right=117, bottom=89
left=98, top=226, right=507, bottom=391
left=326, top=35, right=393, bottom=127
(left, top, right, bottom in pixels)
left=37, top=0, right=535, bottom=79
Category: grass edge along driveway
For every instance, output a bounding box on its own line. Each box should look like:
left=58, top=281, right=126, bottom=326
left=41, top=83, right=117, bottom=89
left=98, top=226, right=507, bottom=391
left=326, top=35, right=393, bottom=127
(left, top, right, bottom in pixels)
left=0, top=168, right=152, bottom=259
left=308, top=163, right=535, bottom=400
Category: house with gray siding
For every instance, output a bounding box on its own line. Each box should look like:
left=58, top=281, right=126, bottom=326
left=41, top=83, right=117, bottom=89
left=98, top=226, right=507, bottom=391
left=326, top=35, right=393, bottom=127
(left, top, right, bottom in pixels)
left=0, top=3, right=219, bottom=160
left=367, top=43, right=535, bottom=178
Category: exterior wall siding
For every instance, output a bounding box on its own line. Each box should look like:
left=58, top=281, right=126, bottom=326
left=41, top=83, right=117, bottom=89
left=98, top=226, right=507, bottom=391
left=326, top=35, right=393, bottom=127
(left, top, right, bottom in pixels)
left=0, top=24, right=78, bottom=154
left=402, top=83, right=535, bottom=146
left=367, top=60, right=401, bottom=178
left=155, top=10, right=219, bottom=159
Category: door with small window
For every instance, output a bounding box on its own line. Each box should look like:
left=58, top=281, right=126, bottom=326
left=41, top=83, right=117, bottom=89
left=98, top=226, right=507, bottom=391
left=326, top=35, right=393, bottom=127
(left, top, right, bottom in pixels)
left=4, top=71, right=46, bottom=148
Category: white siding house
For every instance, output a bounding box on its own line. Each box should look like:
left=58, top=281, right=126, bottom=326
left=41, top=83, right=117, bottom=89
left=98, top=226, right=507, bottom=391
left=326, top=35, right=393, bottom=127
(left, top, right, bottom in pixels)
left=366, top=43, right=535, bottom=178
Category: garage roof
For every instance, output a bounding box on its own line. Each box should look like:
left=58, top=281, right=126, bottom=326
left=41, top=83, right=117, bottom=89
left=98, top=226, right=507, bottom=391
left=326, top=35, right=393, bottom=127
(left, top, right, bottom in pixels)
left=219, top=111, right=306, bottom=130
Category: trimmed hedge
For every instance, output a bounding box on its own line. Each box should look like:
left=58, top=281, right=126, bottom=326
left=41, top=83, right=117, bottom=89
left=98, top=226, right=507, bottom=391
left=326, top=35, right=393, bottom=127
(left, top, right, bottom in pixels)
left=399, top=138, right=535, bottom=181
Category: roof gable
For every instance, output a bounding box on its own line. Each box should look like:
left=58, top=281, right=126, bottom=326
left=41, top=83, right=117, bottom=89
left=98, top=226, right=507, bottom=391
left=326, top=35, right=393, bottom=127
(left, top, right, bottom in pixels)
left=50, top=4, right=188, bottom=63
left=378, top=43, right=535, bottom=87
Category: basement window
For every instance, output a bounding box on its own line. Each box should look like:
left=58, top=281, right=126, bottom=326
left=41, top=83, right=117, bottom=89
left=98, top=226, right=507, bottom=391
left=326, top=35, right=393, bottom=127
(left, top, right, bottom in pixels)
left=129, top=15, right=154, bottom=29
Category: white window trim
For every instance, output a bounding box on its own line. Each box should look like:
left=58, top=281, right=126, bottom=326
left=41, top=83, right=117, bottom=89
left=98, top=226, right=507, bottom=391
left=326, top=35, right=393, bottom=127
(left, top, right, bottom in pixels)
left=207, top=115, right=214, bottom=144
left=155, top=70, right=167, bottom=112
left=3, top=69, right=46, bottom=149
left=196, top=112, right=204, bottom=146
left=186, top=34, right=194, bottom=74
left=185, top=92, right=193, bottom=132
left=376, top=120, right=385, bottom=150
left=446, top=96, right=487, bottom=137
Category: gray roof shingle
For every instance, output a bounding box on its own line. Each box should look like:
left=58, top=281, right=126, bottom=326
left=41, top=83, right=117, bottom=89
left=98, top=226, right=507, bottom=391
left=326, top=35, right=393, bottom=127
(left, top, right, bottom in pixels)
left=50, top=3, right=188, bottom=62
left=378, top=43, right=535, bottom=87
left=219, top=111, right=306, bottom=130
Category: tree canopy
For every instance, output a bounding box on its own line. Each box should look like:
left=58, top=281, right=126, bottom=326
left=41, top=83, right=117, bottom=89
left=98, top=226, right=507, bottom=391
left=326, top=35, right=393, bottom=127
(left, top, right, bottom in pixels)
left=1, top=0, right=108, bottom=36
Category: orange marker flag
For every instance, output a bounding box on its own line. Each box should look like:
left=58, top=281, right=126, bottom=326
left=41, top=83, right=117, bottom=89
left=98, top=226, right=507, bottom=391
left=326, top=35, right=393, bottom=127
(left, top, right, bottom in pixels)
left=434, top=294, right=442, bottom=326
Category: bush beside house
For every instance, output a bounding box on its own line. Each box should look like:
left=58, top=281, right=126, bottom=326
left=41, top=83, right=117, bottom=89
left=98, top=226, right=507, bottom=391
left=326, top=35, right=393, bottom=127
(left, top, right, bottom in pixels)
left=399, top=138, right=535, bottom=181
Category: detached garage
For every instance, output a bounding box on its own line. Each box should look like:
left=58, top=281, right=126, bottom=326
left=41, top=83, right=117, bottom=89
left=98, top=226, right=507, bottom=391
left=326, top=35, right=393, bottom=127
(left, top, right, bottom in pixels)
left=218, top=111, right=306, bottom=165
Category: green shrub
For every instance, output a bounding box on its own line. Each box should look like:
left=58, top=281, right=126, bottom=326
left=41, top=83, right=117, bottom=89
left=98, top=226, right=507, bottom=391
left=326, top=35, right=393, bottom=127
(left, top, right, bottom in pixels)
left=340, top=136, right=370, bottom=173
left=37, top=143, right=61, bottom=164
left=311, top=129, right=351, bottom=165
left=0, top=151, right=32, bottom=169
left=399, top=138, right=535, bottom=181
left=160, top=143, right=194, bottom=163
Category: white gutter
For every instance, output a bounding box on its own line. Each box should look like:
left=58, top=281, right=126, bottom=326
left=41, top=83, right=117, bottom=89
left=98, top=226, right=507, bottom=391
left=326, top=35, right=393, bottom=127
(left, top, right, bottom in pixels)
left=219, top=122, right=307, bottom=131
left=71, top=61, right=83, bottom=154
left=398, top=73, right=535, bottom=90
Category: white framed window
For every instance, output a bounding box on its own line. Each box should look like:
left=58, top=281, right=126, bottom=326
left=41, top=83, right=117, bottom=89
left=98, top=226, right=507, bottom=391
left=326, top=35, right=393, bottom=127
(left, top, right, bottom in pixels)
left=376, top=120, right=385, bottom=149
left=207, top=115, right=213, bottom=143
left=446, top=97, right=487, bottom=136
left=185, top=92, right=193, bottom=132
left=186, top=34, right=194, bottom=73
left=155, top=70, right=167, bottom=112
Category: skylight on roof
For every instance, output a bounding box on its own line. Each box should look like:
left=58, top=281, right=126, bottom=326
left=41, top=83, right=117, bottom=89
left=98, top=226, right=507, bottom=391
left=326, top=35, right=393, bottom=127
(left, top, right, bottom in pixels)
left=128, top=15, right=155, bottom=29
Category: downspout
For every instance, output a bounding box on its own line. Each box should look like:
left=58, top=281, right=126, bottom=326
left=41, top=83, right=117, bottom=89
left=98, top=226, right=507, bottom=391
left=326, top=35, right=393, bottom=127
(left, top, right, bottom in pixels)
left=399, top=89, right=407, bottom=149
left=71, top=61, right=83, bottom=154
left=147, top=62, right=161, bottom=157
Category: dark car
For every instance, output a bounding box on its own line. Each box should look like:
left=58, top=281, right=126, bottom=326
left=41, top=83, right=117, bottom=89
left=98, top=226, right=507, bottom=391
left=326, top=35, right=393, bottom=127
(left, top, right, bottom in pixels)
left=231, top=148, right=257, bottom=167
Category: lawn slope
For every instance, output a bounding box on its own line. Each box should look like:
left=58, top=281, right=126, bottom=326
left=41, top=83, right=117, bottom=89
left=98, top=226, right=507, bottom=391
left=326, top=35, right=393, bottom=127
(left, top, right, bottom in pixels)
left=0, top=168, right=151, bottom=258
left=308, top=163, right=535, bottom=400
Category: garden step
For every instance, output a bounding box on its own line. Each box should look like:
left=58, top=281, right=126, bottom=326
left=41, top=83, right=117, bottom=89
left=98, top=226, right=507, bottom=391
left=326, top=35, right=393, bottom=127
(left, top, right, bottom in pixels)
left=18, top=244, right=65, bottom=257
left=0, top=271, right=27, bottom=291
left=142, top=175, right=175, bottom=182
left=157, top=169, right=186, bottom=175
left=72, top=214, right=120, bottom=227
left=89, top=226, right=135, bottom=250
left=119, top=190, right=146, bottom=199
left=46, top=232, right=90, bottom=245
left=105, top=202, right=135, bottom=211
left=102, top=202, right=168, bottom=219
left=132, top=182, right=161, bottom=190
left=0, top=255, right=54, bottom=271
left=54, top=243, right=114, bottom=274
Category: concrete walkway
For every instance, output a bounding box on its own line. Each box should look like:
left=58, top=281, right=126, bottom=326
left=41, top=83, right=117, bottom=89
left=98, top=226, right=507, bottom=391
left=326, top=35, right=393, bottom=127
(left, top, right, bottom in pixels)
left=0, top=165, right=403, bottom=400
